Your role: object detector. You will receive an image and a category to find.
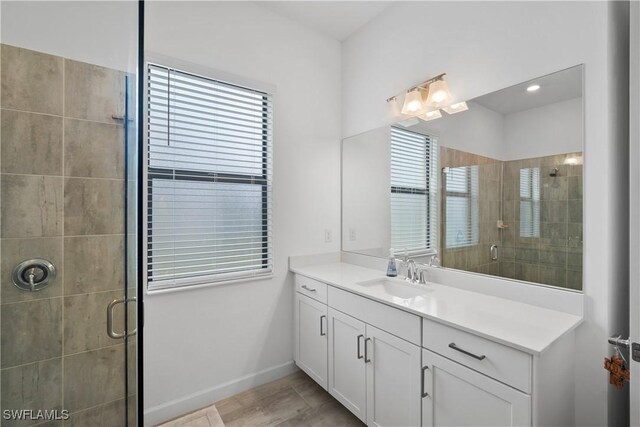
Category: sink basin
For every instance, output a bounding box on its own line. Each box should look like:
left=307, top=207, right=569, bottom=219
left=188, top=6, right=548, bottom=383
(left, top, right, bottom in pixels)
left=357, top=278, right=429, bottom=299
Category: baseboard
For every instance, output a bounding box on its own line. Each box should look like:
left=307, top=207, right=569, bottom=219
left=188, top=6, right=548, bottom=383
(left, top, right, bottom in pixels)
left=143, top=360, right=299, bottom=426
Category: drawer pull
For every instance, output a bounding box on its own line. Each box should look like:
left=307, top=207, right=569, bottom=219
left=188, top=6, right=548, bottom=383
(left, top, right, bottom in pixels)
left=448, top=342, right=486, bottom=360
left=301, top=285, right=317, bottom=292
left=421, top=365, right=430, bottom=398
left=357, top=334, right=364, bottom=359
left=320, top=315, right=326, bottom=336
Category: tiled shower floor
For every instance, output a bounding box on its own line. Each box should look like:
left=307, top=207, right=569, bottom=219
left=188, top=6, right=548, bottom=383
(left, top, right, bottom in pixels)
left=157, top=371, right=364, bottom=427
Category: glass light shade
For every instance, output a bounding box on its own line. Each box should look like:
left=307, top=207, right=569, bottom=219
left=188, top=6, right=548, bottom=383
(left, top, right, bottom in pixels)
left=425, top=79, right=452, bottom=107
left=401, top=88, right=429, bottom=115
left=420, top=109, right=442, bottom=122
left=443, top=101, right=469, bottom=114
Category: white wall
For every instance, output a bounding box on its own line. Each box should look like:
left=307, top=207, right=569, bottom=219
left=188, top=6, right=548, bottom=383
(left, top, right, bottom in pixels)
left=143, top=2, right=341, bottom=424
left=0, top=1, right=138, bottom=72
left=342, top=2, right=628, bottom=426
left=342, top=126, right=391, bottom=255
left=503, top=97, right=583, bottom=160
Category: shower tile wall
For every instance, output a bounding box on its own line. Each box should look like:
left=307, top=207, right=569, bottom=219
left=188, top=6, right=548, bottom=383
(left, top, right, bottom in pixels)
left=0, top=44, right=127, bottom=425
left=501, top=152, right=583, bottom=289
left=440, top=147, right=501, bottom=275
left=440, top=146, right=583, bottom=290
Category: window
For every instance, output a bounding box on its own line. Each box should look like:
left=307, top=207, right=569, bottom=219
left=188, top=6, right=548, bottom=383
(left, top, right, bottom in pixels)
left=146, top=63, right=273, bottom=291
left=390, top=127, right=438, bottom=254
left=519, top=167, right=540, bottom=238
left=444, top=165, right=479, bottom=248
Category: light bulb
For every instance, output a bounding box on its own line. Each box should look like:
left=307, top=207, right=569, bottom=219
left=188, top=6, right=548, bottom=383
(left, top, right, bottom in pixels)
left=527, top=84, right=540, bottom=92
left=425, top=79, right=452, bottom=107
left=443, top=101, right=469, bottom=114
left=420, top=109, right=442, bottom=122
left=401, top=88, right=428, bottom=116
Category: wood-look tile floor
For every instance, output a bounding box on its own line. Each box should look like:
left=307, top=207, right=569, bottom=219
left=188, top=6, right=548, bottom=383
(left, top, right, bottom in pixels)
left=157, top=371, right=364, bottom=427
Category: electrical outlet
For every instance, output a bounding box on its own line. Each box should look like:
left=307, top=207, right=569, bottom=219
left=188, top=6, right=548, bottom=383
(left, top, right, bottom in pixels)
left=324, top=229, right=332, bottom=243
left=349, top=228, right=356, bottom=241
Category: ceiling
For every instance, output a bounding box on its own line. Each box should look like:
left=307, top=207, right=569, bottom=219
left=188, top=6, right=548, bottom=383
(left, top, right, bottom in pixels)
left=473, top=66, right=583, bottom=115
left=256, top=1, right=393, bottom=41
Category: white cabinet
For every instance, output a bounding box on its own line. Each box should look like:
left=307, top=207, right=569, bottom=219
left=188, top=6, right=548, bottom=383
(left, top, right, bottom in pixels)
left=327, top=308, right=422, bottom=426
left=294, top=292, right=328, bottom=389
left=421, top=349, right=531, bottom=427
left=366, top=325, right=421, bottom=427
left=328, top=308, right=367, bottom=422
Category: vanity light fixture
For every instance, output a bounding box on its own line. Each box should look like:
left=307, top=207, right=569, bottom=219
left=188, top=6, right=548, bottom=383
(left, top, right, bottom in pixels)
left=443, top=101, right=469, bottom=114
left=526, top=84, right=541, bottom=92
left=388, top=73, right=453, bottom=116
left=401, top=88, right=429, bottom=115
left=420, top=109, right=442, bottom=122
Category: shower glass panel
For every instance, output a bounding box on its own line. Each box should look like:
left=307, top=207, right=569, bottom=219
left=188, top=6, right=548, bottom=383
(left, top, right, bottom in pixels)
left=0, top=2, right=140, bottom=425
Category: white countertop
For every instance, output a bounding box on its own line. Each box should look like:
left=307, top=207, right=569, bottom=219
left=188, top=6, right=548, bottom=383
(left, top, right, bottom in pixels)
left=290, top=261, right=583, bottom=355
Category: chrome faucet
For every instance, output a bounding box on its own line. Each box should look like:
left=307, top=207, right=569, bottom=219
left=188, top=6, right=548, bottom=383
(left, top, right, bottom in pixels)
left=406, top=259, right=417, bottom=284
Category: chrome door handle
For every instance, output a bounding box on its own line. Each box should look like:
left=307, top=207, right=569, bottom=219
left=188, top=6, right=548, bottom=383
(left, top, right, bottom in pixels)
left=357, top=334, right=364, bottom=359
left=301, top=285, right=317, bottom=292
left=320, top=315, right=326, bottom=336
left=421, top=365, right=430, bottom=398
left=448, top=342, right=486, bottom=360
left=364, top=337, right=372, bottom=363
left=107, top=299, right=126, bottom=339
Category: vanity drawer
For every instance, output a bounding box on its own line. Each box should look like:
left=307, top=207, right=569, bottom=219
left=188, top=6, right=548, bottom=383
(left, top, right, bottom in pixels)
left=329, top=286, right=421, bottom=345
left=422, top=318, right=532, bottom=393
left=295, top=275, right=328, bottom=304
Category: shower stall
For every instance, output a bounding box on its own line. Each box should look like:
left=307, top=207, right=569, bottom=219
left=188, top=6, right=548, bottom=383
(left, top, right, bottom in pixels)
left=0, top=2, right=141, bottom=425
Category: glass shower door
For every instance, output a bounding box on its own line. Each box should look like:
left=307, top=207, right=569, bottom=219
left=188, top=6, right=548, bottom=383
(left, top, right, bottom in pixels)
left=0, top=2, right=140, bottom=425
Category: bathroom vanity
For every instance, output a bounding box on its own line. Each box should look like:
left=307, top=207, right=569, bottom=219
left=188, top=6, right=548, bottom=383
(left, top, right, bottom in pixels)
left=290, top=257, right=582, bottom=427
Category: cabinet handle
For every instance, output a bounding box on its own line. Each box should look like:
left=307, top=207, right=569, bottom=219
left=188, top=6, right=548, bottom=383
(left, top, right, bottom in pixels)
left=421, top=365, right=430, bottom=398
left=448, top=342, right=486, bottom=360
left=301, top=285, right=317, bottom=292
left=364, top=337, right=372, bottom=363
left=320, top=315, right=326, bottom=336
left=357, top=334, right=364, bottom=359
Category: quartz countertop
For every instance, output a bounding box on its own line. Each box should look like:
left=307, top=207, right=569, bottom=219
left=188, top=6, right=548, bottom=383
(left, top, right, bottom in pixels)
left=290, top=261, right=583, bottom=355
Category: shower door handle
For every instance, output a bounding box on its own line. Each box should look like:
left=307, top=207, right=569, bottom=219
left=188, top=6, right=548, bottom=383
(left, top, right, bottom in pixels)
left=107, top=299, right=126, bottom=339
left=490, top=244, right=499, bottom=261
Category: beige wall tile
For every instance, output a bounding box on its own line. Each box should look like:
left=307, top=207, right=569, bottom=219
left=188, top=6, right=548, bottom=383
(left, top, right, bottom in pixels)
left=1, top=174, right=63, bottom=238
left=1, top=299, right=62, bottom=368
left=1, top=110, right=63, bottom=175
left=65, top=398, right=126, bottom=427
left=1, top=237, right=63, bottom=304
left=64, top=59, right=125, bottom=124
left=64, top=235, right=124, bottom=295
left=64, top=178, right=124, bottom=236
left=63, top=291, right=123, bottom=355
left=63, top=345, right=125, bottom=413
left=64, top=119, right=124, bottom=179
left=1, top=45, right=63, bottom=115
left=1, top=358, right=63, bottom=427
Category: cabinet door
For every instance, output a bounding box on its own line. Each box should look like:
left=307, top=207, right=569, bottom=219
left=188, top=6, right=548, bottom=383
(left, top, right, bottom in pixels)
left=366, top=325, right=421, bottom=427
left=421, top=349, right=531, bottom=427
left=295, top=293, right=328, bottom=389
left=328, top=308, right=367, bottom=422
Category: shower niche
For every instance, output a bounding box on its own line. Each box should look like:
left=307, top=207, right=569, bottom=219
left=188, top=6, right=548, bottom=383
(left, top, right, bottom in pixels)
left=342, top=65, right=584, bottom=291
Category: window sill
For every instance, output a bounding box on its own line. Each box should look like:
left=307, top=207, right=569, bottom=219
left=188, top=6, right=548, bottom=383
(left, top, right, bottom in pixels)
left=146, top=273, right=274, bottom=295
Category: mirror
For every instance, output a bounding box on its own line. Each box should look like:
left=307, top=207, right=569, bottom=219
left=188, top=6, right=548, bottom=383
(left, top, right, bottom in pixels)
left=342, top=66, right=583, bottom=291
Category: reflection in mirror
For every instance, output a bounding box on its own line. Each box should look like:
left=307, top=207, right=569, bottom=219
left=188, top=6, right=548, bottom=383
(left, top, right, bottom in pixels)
left=342, top=65, right=583, bottom=291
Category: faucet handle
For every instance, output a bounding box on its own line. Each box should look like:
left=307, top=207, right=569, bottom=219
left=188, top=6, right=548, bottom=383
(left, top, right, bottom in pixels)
left=417, top=267, right=429, bottom=285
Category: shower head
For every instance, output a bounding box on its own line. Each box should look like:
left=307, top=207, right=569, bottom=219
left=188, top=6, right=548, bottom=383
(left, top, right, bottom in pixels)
left=549, top=168, right=559, bottom=177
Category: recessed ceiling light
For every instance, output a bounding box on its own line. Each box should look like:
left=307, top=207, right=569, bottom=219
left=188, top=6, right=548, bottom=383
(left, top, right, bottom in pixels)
left=526, top=84, right=541, bottom=92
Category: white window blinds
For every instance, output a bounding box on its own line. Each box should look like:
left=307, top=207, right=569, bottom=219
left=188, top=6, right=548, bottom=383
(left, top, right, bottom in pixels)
left=444, top=165, right=479, bottom=248
left=147, top=63, right=273, bottom=290
left=519, top=167, right=541, bottom=238
left=390, top=127, right=438, bottom=254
